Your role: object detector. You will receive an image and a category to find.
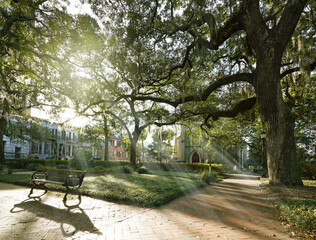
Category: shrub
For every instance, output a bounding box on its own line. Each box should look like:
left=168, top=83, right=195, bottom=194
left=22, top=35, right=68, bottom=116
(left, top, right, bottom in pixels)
left=0, top=164, right=13, bottom=174
left=26, top=163, right=41, bottom=171
left=35, top=165, right=56, bottom=172
left=88, top=160, right=130, bottom=168
left=199, top=171, right=217, bottom=184
left=56, top=164, right=68, bottom=169
left=122, top=166, right=132, bottom=174
left=4, top=158, right=68, bottom=169
left=299, top=163, right=316, bottom=179
left=210, top=164, right=232, bottom=174
left=88, top=165, right=107, bottom=174
left=137, top=167, right=150, bottom=174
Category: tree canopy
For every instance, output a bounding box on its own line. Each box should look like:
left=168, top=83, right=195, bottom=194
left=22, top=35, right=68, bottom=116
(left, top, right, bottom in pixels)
left=1, top=0, right=315, bottom=186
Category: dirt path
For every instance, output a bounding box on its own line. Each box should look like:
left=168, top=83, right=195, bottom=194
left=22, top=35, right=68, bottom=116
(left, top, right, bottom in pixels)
left=0, top=174, right=292, bottom=240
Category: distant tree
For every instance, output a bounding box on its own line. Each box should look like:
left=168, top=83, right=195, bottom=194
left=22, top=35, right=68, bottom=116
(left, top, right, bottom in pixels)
left=0, top=0, right=95, bottom=161
left=147, top=128, right=174, bottom=163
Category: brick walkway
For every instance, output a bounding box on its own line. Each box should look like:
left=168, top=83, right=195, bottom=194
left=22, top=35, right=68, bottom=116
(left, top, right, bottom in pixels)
left=0, top=174, right=293, bottom=240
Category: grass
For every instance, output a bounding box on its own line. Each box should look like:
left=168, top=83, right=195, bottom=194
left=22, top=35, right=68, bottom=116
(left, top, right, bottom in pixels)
left=260, top=178, right=316, bottom=238
left=279, top=199, right=316, bottom=232
left=303, top=180, right=316, bottom=186
left=0, top=171, right=208, bottom=207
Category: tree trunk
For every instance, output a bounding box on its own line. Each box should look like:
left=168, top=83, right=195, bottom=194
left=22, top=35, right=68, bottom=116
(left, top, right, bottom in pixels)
left=255, top=54, right=302, bottom=186
left=130, top=132, right=140, bottom=165
left=0, top=117, right=5, bottom=162
left=103, top=116, right=109, bottom=161
left=130, top=138, right=137, bottom=165
left=0, top=116, right=7, bottom=162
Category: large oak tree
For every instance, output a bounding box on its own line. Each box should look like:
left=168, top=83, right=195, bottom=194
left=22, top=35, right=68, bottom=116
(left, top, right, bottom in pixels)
left=91, top=0, right=315, bottom=185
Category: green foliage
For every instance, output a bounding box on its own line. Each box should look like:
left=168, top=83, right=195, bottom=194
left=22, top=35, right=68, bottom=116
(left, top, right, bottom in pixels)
left=5, top=158, right=67, bottom=169
left=137, top=167, right=150, bottom=174
left=26, top=163, right=41, bottom=171
left=279, top=200, right=316, bottom=232
left=199, top=171, right=217, bottom=184
left=88, top=160, right=130, bottom=168
left=299, top=163, right=316, bottom=180
left=121, top=166, right=132, bottom=174
left=143, top=162, right=231, bottom=174
left=35, top=166, right=56, bottom=172
left=146, top=128, right=175, bottom=163
left=210, top=164, right=232, bottom=174
left=0, top=164, right=13, bottom=174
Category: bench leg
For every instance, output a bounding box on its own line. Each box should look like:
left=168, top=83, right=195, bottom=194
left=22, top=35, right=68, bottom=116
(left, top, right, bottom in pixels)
left=63, top=188, right=82, bottom=207
left=28, top=184, right=48, bottom=198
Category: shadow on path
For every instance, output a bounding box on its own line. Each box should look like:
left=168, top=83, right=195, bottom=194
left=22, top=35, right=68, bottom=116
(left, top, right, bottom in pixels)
left=10, top=198, right=101, bottom=237
left=159, top=173, right=290, bottom=239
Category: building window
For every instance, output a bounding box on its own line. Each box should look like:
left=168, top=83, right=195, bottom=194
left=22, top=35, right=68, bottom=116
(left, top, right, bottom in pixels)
left=68, top=132, right=71, bottom=141
left=62, top=131, right=66, bottom=140
left=109, top=140, right=112, bottom=145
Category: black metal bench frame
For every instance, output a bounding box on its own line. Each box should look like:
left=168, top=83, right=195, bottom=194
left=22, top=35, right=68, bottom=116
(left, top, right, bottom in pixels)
left=29, top=169, right=86, bottom=205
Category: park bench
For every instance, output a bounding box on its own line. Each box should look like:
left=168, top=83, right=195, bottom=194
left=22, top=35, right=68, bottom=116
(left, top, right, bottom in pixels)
left=29, top=169, right=86, bottom=205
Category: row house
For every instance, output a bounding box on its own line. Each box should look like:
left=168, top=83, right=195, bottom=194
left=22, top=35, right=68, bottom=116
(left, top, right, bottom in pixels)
left=3, top=119, right=130, bottom=161
left=91, top=135, right=129, bottom=161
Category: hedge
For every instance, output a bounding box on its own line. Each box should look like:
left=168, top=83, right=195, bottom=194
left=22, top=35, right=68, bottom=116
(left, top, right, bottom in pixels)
left=4, top=158, right=68, bottom=169
left=143, top=162, right=232, bottom=174
left=3, top=158, right=232, bottom=174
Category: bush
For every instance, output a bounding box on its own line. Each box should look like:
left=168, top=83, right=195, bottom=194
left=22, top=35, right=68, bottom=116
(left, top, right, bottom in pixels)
left=122, top=166, right=132, bottom=174
left=56, top=164, right=68, bottom=169
left=4, top=158, right=67, bottom=169
left=137, top=167, right=150, bottom=174
left=199, top=171, right=217, bottom=184
left=299, top=163, right=316, bottom=179
left=210, top=164, right=232, bottom=174
left=35, top=165, right=56, bottom=172
left=26, top=163, right=41, bottom=171
left=0, top=164, right=13, bottom=174
left=88, top=160, right=130, bottom=169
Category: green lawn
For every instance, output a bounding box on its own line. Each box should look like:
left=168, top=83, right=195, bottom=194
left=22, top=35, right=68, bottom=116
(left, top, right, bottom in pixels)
left=0, top=171, right=206, bottom=207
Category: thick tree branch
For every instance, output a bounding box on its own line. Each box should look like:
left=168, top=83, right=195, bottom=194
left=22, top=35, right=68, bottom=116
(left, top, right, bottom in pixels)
left=274, top=0, right=308, bottom=51
left=130, top=72, right=254, bottom=107
left=199, top=8, right=245, bottom=50
left=280, top=61, right=316, bottom=79
left=204, top=97, right=257, bottom=125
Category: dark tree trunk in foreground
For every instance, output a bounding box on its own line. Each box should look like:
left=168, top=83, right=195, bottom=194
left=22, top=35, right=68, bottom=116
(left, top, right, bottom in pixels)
left=243, top=0, right=306, bottom=185
left=0, top=117, right=5, bottom=162
left=255, top=58, right=302, bottom=185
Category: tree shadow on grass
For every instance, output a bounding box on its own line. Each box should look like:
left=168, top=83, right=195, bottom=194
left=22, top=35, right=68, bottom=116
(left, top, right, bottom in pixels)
left=10, top=198, right=101, bottom=237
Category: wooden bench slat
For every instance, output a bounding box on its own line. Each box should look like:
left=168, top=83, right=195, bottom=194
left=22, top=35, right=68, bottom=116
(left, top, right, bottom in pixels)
left=32, top=179, right=64, bottom=185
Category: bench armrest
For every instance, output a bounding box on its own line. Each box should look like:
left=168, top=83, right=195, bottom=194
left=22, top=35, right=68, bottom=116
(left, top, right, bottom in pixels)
left=64, top=176, right=83, bottom=187
left=31, top=172, right=48, bottom=180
